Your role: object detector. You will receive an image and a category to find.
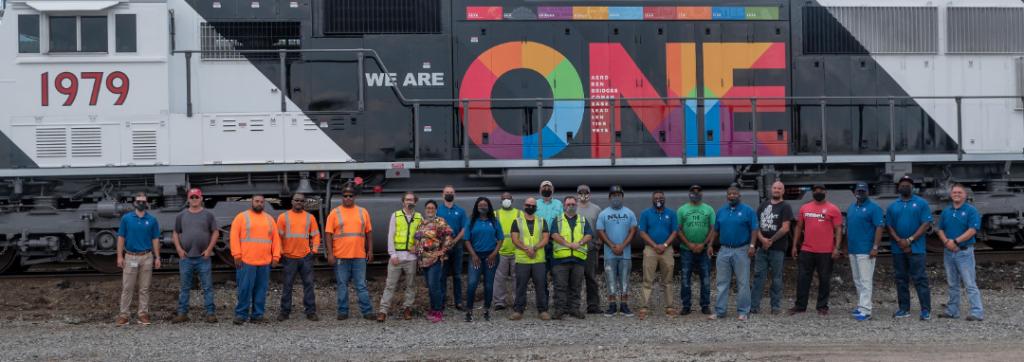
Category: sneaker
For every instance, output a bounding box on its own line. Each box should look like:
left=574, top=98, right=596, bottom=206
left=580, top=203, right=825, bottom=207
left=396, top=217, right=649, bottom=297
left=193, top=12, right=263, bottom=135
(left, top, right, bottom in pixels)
left=665, top=307, right=678, bottom=317
left=637, top=308, right=648, bottom=320
left=509, top=312, right=523, bottom=321
left=701, top=307, right=712, bottom=315
left=277, top=314, right=289, bottom=322
left=604, top=303, right=618, bottom=317
left=817, top=308, right=829, bottom=316
left=171, top=314, right=190, bottom=324
left=233, top=317, right=246, bottom=325
left=851, top=309, right=860, bottom=315
left=737, top=314, right=748, bottom=321
left=484, top=310, right=491, bottom=321
left=205, top=315, right=218, bottom=324
left=893, top=310, right=911, bottom=319
left=853, top=311, right=872, bottom=321
left=707, top=314, right=722, bottom=320
left=115, top=316, right=129, bottom=327
left=587, top=307, right=603, bottom=314
left=620, top=304, right=634, bottom=317
left=138, top=314, right=152, bottom=326
left=965, top=315, right=983, bottom=322
left=938, top=312, right=958, bottom=319
left=306, top=314, right=319, bottom=322
left=336, top=314, right=349, bottom=321
left=539, top=312, right=551, bottom=321
left=494, top=305, right=506, bottom=311
left=680, top=308, right=692, bottom=316
left=376, top=313, right=387, bottom=323
left=919, top=310, right=931, bottom=321
left=787, top=308, right=806, bottom=316
left=464, top=312, right=473, bottom=322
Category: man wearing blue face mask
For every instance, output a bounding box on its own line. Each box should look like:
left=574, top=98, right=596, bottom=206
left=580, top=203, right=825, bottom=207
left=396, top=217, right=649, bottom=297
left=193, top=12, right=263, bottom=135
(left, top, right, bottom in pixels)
left=710, top=184, right=757, bottom=321
left=677, top=185, right=715, bottom=316
left=845, top=182, right=885, bottom=321
left=597, top=185, right=638, bottom=317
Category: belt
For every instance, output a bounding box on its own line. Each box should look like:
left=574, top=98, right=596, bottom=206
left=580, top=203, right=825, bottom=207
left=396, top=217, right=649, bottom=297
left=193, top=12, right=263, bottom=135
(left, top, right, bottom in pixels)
left=721, top=244, right=748, bottom=249
left=125, top=250, right=152, bottom=256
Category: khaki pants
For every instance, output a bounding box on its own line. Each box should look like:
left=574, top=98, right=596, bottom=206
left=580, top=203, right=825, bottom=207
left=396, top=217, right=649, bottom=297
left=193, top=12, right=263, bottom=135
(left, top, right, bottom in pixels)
left=120, top=252, right=154, bottom=317
left=641, top=246, right=675, bottom=310
left=379, top=259, right=417, bottom=314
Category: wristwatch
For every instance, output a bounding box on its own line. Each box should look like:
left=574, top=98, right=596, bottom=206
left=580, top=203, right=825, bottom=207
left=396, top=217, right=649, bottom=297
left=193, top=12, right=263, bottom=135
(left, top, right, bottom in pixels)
left=749, top=244, right=755, bottom=248
left=907, top=236, right=915, bottom=242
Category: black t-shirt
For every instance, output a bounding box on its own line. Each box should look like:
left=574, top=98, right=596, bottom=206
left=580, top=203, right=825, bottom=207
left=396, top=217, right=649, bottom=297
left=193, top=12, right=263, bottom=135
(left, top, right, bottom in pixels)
left=757, top=200, right=794, bottom=252
left=510, top=218, right=549, bottom=234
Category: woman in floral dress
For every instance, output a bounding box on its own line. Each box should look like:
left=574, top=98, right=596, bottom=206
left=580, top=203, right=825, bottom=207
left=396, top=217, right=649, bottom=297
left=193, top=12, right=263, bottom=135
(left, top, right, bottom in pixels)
left=414, top=200, right=455, bottom=322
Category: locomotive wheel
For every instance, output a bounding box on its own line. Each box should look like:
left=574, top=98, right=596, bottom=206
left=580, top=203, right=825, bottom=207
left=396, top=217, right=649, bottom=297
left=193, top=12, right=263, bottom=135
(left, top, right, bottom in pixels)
left=984, top=233, right=1019, bottom=251
left=84, top=253, right=122, bottom=274
left=925, top=234, right=945, bottom=253
left=0, top=249, right=19, bottom=274
left=215, top=243, right=235, bottom=267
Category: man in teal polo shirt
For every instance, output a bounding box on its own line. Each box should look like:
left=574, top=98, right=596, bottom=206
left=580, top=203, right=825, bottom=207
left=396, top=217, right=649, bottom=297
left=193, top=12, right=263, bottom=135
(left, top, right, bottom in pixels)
left=116, top=192, right=162, bottom=326
left=886, top=175, right=933, bottom=321
left=936, top=183, right=984, bottom=321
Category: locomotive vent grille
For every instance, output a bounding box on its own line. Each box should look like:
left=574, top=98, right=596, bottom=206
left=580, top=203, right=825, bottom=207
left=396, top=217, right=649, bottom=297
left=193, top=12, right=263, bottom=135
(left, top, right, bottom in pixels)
left=131, top=130, right=158, bottom=160
left=35, top=127, right=67, bottom=158
left=70, top=127, right=102, bottom=158
left=323, top=0, right=441, bottom=35
left=200, top=22, right=301, bottom=61
left=804, top=6, right=938, bottom=54
left=947, top=7, right=1024, bottom=54
left=221, top=119, right=238, bottom=132
left=249, top=118, right=265, bottom=132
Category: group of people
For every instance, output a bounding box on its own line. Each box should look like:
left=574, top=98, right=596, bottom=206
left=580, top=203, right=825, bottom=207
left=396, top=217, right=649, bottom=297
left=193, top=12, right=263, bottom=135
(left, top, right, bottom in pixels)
left=112, top=176, right=985, bottom=326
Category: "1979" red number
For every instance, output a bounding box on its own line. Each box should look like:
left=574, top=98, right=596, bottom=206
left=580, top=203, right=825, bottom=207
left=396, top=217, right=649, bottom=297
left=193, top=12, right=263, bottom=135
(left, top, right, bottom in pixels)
left=41, top=71, right=129, bottom=107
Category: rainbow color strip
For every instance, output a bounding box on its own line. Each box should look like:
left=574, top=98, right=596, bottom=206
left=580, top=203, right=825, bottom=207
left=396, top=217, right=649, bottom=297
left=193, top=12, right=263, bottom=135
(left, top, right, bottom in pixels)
left=459, top=42, right=586, bottom=159
left=468, top=6, right=779, bottom=21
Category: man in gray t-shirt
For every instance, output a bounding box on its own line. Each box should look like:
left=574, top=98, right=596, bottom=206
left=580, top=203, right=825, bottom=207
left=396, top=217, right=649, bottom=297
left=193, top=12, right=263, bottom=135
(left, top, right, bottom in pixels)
left=576, top=184, right=604, bottom=314
left=172, top=188, right=220, bottom=323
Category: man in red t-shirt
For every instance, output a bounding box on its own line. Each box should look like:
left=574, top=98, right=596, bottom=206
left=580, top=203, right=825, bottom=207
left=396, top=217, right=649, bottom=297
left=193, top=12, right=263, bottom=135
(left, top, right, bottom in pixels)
left=788, top=184, right=843, bottom=316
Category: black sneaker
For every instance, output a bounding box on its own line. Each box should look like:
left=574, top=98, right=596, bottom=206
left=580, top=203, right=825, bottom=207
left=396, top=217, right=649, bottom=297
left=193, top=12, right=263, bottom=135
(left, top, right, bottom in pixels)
left=586, top=307, right=603, bottom=314
left=250, top=317, right=266, bottom=324
left=362, top=314, right=376, bottom=321
left=336, top=314, right=349, bottom=321
left=700, top=307, right=712, bottom=315
left=680, top=308, right=692, bottom=316
left=483, top=310, right=491, bottom=321
left=494, top=305, right=506, bottom=311
left=233, top=318, right=246, bottom=325
left=620, top=304, right=634, bottom=317
left=306, top=314, right=319, bottom=321
left=464, top=312, right=473, bottom=322
left=276, top=314, right=289, bottom=322
left=750, top=308, right=760, bottom=315
left=604, top=303, right=618, bottom=317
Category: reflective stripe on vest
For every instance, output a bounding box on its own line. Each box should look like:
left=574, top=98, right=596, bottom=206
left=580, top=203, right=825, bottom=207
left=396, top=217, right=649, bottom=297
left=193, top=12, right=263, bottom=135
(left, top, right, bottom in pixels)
left=553, top=214, right=587, bottom=260
left=513, top=216, right=545, bottom=264
left=284, top=211, right=317, bottom=252
left=334, top=206, right=367, bottom=239
left=393, top=210, right=422, bottom=251
left=242, top=211, right=274, bottom=244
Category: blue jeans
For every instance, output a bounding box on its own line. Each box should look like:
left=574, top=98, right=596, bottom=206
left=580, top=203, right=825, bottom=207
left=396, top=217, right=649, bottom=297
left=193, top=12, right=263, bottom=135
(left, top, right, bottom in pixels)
left=943, top=247, right=983, bottom=319
left=441, top=244, right=464, bottom=307
left=466, top=251, right=497, bottom=310
left=281, top=255, right=316, bottom=315
left=680, top=249, right=710, bottom=309
left=235, top=263, right=270, bottom=320
left=604, top=258, right=631, bottom=297
left=335, top=258, right=373, bottom=317
left=425, top=262, right=445, bottom=311
left=893, top=252, right=931, bottom=313
left=178, top=257, right=215, bottom=315
left=714, top=245, right=751, bottom=316
left=751, top=249, right=784, bottom=312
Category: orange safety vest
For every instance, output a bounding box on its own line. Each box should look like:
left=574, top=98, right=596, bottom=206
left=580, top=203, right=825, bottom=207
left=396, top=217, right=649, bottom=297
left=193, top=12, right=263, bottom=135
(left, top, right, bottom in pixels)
left=230, top=210, right=281, bottom=266
left=277, top=210, right=320, bottom=258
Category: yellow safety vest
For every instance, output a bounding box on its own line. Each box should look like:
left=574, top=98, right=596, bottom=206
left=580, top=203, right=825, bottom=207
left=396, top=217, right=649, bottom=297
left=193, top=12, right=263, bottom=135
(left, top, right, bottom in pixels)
left=513, top=217, right=545, bottom=264
left=496, top=208, right=522, bottom=256
left=392, top=210, right=422, bottom=251
left=553, top=214, right=587, bottom=260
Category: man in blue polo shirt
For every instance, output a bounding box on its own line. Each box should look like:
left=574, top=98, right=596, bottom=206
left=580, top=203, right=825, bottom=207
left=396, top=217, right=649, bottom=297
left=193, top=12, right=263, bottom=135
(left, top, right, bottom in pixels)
left=116, top=192, right=162, bottom=326
left=846, top=182, right=885, bottom=321
left=438, top=185, right=468, bottom=311
left=710, top=185, right=757, bottom=321
left=886, top=175, right=933, bottom=321
left=936, top=183, right=984, bottom=321
left=637, top=190, right=678, bottom=320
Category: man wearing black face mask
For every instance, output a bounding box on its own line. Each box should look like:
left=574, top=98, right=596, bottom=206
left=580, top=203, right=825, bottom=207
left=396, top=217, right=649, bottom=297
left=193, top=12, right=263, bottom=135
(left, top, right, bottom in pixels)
left=537, top=181, right=563, bottom=274
left=676, top=185, right=715, bottom=315
left=886, top=175, right=933, bottom=321
left=115, top=192, right=161, bottom=326
left=637, top=191, right=679, bottom=319
left=789, top=185, right=843, bottom=317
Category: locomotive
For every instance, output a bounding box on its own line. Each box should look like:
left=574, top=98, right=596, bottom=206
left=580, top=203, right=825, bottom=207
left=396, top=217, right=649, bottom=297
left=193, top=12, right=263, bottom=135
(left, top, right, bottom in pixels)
left=1, top=0, right=1023, bottom=273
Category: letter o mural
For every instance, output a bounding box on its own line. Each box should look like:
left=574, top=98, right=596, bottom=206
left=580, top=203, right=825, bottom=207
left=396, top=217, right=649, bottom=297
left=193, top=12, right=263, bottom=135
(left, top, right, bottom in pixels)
left=458, top=41, right=585, bottom=159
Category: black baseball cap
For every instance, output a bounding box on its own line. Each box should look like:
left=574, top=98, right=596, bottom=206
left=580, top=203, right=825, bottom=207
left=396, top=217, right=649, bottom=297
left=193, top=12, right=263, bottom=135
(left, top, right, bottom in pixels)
left=689, top=184, right=702, bottom=192
left=811, top=184, right=826, bottom=191
left=609, top=185, right=624, bottom=195
left=897, top=175, right=914, bottom=185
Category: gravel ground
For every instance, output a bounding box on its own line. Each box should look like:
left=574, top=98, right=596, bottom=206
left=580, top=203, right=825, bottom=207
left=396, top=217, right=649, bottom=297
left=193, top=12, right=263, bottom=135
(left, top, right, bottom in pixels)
left=1, top=258, right=1023, bottom=361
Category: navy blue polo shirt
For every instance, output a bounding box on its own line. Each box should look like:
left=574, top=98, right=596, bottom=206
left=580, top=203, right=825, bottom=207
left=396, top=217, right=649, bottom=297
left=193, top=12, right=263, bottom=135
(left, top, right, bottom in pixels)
left=118, top=211, right=161, bottom=252
left=846, top=199, right=885, bottom=255
left=639, top=207, right=678, bottom=244
left=714, top=203, right=757, bottom=247
left=939, top=203, right=981, bottom=247
left=886, top=195, right=933, bottom=254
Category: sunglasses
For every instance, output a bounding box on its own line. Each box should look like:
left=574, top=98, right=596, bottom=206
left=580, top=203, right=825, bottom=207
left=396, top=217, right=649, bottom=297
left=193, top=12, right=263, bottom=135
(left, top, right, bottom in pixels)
left=188, top=196, right=201, bottom=200
left=342, top=194, right=355, bottom=198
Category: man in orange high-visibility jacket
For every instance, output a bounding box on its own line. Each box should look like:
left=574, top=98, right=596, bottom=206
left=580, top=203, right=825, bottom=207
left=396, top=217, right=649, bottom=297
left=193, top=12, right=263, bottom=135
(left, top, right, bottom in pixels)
left=276, top=193, right=321, bottom=322
left=229, top=195, right=282, bottom=325
left=325, top=184, right=374, bottom=320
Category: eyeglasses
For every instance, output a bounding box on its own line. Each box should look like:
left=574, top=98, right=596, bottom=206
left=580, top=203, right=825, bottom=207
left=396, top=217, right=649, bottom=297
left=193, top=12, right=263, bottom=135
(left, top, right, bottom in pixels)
left=188, top=196, right=200, bottom=200
left=342, top=194, right=355, bottom=198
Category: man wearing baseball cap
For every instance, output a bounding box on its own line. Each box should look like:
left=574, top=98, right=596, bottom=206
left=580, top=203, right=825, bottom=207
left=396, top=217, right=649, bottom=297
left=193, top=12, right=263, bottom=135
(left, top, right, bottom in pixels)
left=789, top=184, right=843, bottom=316
left=846, top=182, right=885, bottom=321
left=677, top=185, right=715, bottom=315
left=172, top=188, right=220, bottom=323
left=537, top=180, right=563, bottom=272
left=886, top=175, right=933, bottom=321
